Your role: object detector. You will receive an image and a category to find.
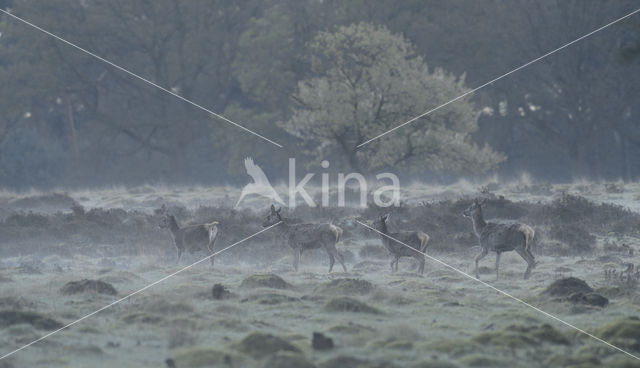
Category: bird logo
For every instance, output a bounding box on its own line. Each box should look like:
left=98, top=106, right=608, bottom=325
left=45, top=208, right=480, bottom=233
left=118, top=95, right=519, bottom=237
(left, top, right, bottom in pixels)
left=235, top=158, right=286, bottom=208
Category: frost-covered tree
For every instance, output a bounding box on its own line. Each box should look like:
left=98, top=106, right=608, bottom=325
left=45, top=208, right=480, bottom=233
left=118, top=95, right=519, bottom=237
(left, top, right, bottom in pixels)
left=281, top=22, right=504, bottom=175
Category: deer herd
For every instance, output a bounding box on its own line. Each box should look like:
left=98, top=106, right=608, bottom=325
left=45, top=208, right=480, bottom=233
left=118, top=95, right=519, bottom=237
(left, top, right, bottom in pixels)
left=160, top=199, right=537, bottom=280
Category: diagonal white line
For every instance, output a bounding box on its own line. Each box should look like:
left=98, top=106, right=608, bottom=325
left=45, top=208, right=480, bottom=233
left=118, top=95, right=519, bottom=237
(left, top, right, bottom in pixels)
left=356, top=220, right=640, bottom=361
left=0, top=221, right=282, bottom=361
left=0, top=9, right=283, bottom=148
left=356, top=8, right=640, bottom=148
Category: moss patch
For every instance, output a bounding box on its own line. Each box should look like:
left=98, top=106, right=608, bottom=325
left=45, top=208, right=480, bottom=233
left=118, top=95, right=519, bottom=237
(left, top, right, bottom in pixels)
left=595, top=286, right=624, bottom=298
left=315, top=278, right=375, bottom=295
left=0, top=310, right=63, bottom=330
left=166, top=317, right=199, bottom=330
left=606, top=357, right=640, bottom=368
left=327, top=322, right=376, bottom=335
left=173, top=347, right=246, bottom=367
left=232, top=332, right=301, bottom=359
left=385, top=339, right=413, bottom=349
left=319, top=356, right=368, bottom=368
left=241, top=293, right=299, bottom=305
left=568, top=292, right=609, bottom=307
left=260, top=351, right=314, bottom=368
left=143, top=300, right=194, bottom=315
left=325, top=297, right=381, bottom=314
left=121, top=312, right=163, bottom=324
left=60, top=279, right=117, bottom=295
left=543, top=277, right=593, bottom=297
left=427, top=339, right=479, bottom=357
left=412, top=361, right=459, bottom=368
left=0, top=296, right=37, bottom=310
left=593, top=317, right=640, bottom=351
left=318, top=355, right=398, bottom=368
left=240, top=274, right=292, bottom=289
left=544, top=354, right=601, bottom=368
left=458, top=354, right=510, bottom=367
left=473, top=324, right=569, bottom=348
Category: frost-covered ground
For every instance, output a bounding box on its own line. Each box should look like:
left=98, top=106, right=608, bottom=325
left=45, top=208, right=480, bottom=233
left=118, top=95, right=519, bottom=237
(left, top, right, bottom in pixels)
left=0, top=181, right=640, bottom=367
left=2, top=246, right=640, bottom=367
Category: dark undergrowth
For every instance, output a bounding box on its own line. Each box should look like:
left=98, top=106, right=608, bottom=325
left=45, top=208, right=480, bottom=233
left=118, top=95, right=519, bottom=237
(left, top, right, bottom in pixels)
left=1, top=193, right=638, bottom=259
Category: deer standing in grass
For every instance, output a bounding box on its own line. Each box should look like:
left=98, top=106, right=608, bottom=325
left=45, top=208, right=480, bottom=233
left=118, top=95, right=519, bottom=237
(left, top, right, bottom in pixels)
left=262, top=205, right=346, bottom=272
left=373, top=214, right=430, bottom=274
left=160, top=214, right=219, bottom=266
left=463, top=199, right=535, bottom=280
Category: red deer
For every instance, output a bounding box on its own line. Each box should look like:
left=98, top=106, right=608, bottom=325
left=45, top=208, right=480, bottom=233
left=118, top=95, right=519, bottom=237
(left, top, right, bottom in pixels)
left=160, top=214, right=219, bottom=266
left=463, top=199, right=535, bottom=279
left=262, top=205, right=346, bottom=272
left=373, top=214, right=430, bottom=274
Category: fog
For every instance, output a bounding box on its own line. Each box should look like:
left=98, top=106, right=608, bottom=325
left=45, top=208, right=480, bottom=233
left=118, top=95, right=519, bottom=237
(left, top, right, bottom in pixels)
left=1, top=1, right=640, bottom=367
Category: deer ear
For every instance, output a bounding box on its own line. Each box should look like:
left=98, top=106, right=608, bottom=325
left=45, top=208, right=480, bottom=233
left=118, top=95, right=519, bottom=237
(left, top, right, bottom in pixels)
left=276, top=207, right=281, bottom=213
left=382, top=214, right=389, bottom=221
left=270, top=204, right=276, bottom=212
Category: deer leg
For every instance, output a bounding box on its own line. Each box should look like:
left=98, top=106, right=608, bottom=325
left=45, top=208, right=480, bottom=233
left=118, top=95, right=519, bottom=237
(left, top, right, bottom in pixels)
left=323, top=242, right=335, bottom=272
left=417, top=254, right=426, bottom=275
left=176, top=246, right=183, bottom=265
left=293, top=247, right=301, bottom=271
left=475, top=247, right=488, bottom=279
left=327, top=244, right=347, bottom=272
left=208, top=241, right=216, bottom=267
left=525, top=247, right=536, bottom=268
left=495, top=252, right=501, bottom=279
left=412, top=249, right=426, bottom=275
left=516, top=247, right=535, bottom=280
left=327, top=250, right=335, bottom=273
left=524, top=232, right=536, bottom=268
left=338, top=252, right=347, bottom=272
left=390, top=256, right=399, bottom=272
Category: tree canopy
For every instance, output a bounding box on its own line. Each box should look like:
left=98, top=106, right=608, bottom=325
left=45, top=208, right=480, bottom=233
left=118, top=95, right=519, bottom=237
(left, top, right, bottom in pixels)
left=280, top=23, right=505, bottom=175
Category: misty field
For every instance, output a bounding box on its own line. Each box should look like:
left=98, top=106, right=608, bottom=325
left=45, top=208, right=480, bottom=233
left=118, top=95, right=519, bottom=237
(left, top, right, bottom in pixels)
left=1, top=181, right=640, bottom=367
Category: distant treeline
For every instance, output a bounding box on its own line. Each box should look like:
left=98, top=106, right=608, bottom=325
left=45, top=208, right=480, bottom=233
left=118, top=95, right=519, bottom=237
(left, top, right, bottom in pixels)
left=0, top=0, right=639, bottom=189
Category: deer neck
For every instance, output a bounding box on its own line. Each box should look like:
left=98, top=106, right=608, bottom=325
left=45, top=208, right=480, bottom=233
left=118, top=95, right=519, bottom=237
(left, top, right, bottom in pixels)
left=471, top=210, right=487, bottom=235
left=168, top=217, right=180, bottom=235
left=380, top=220, right=389, bottom=235
left=277, top=218, right=291, bottom=234
left=377, top=220, right=391, bottom=243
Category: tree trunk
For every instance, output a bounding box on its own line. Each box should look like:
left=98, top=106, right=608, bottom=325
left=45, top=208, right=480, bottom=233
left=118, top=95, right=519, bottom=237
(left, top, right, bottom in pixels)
left=334, top=134, right=365, bottom=174
left=65, top=94, right=79, bottom=166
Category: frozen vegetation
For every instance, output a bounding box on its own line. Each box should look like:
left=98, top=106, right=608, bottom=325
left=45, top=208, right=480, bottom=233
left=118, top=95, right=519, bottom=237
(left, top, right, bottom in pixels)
left=0, top=181, right=640, bottom=367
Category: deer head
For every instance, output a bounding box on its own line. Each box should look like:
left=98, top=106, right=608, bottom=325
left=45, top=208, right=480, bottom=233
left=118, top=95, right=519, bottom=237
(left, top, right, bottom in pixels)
left=372, top=213, right=390, bottom=233
left=262, top=204, right=282, bottom=227
left=463, top=198, right=486, bottom=218
left=159, top=213, right=177, bottom=230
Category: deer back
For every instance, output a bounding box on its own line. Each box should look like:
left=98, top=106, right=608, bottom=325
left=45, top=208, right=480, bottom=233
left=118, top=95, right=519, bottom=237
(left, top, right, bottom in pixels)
left=479, top=223, right=527, bottom=252
left=287, top=223, right=339, bottom=249
left=384, top=231, right=426, bottom=256
left=180, top=224, right=212, bottom=252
